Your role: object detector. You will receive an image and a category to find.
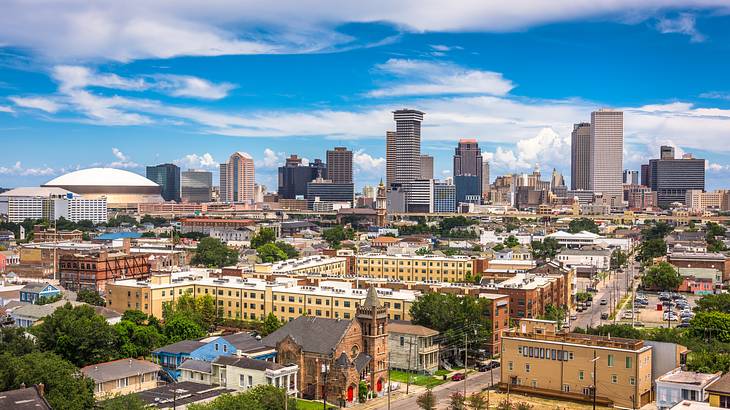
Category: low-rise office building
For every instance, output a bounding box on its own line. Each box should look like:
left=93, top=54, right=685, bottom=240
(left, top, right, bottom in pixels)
left=500, top=319, right=653, bottom=409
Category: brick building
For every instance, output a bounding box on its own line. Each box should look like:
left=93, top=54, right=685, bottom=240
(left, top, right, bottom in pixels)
left=59, top=251, right=150, bottom=292
left=32, top=226, right=84, bottom=243
left=668, top=252, right=730, bottom=281
left=262, top=287, right=389, bottom=405
left=482, top=272, right=569, bottom=320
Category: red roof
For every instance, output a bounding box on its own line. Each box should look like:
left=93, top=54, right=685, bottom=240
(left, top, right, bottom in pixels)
left=179, top=218, right=256, bottom=224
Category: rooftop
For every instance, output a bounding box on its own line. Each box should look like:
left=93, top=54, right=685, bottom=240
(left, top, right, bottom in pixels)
left=0, top=187, right=74, bottom=197
left=0, top=386, right=51, bottom=410
left=657, top=368, right=720, bottom=386
left=388, top=321, right=439, bottom=337
left=137, top=381, right=234, bottom=408
left=81, top=358, right=161, bottom=383
left=262, top=316, right=352, bottom=354
left=44, top=168, right=158, bottom=187
left=504, top=330, right=648, bottom=352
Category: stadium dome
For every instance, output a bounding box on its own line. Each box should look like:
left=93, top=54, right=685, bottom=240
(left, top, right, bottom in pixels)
left=42, top=168, right=163, bottom=207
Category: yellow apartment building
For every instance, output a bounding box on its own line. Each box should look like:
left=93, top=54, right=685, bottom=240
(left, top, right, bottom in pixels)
left=106, top=272, right=417, bottom=323
left=501, top=319, right=653, bottom=409
left=253, top=255, right=347, bottom=275
left=355, top=253, right=474, bottom=282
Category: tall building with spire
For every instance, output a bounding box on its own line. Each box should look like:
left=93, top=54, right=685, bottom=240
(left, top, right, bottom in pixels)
left=219, top=152, right=255, bottom=203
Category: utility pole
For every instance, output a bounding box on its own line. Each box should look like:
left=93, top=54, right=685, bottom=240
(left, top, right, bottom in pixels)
left=591, top=351, right=600, bottom=410
left=406, top=336, right=414, bottom=395
left=464, top=330, right=468, bottom=397
left=387, top=351, right=391, bottom=410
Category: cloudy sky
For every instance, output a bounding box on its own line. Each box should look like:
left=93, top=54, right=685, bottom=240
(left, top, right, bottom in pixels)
left=2, top=1, right=730, bottom=191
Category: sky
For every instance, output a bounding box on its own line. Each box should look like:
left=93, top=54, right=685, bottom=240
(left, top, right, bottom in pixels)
left=1, top=1, right=730, bottom=192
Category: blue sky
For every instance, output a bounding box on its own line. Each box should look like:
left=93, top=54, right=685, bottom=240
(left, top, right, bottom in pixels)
left=1, top=2, right=730, bottom=192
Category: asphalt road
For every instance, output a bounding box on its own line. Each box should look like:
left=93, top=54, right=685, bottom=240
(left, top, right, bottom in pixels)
left=371, top=368, right=501, bottom=410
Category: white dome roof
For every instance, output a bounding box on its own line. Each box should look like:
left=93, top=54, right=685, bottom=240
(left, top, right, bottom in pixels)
left=44, top=168, right=159, bottom=187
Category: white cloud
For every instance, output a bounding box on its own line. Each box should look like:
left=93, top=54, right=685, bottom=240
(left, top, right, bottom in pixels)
left=174, top=153, right=219, bottom=169
left=109, top=147, right=140, bottom=169
left=369, top=59, right=514, bottom=97
left=0, top=105, right=14, bottom=113
left=153, top=75, right=235, bottom=100
left=707, top=162, right=729, bottom=172
left=257, top=148, right=285, bottom=168
left=353, top=150, right=386, bottom=176
left=656, top=13, right=705, bottom=42
left=0, top=161, right=56, bottom=176
left=699, top=91, right=730, bottom=100
left=482, top=128, right=569, bottom=171
left=52, top=65, right=147, bottom=92
left=9, top=96, right=61, bottom=113
left=0, top=2, right=727, bottom=61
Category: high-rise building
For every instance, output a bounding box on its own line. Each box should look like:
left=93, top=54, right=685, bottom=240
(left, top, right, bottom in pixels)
left=146, top=163, right=181, bottom=202
left=181, top=169, right=212, bottom=203
left=219, top=152, right=255, bottom=203
left=623, top=170, right=639, bottom=185
left=570, top=122, right=591, bottom=190
left=453, top=139, right=483, bottom=197
left=326, top=147, right=353, bottom=184
left=387, top=109, right=424, bottom=186
left=640, top=164, right=650, bottom=187
left=433, top=181, right=456, bottom=213
left=590, top=110, right=623, bottom=206
left=278, top=155, right=326, bottom=199
left=648, top=148, right=705, bottom=207
left=305, top=178, right=354, bottom=210
left=481, top=160, right=490, bottom=199
left=419, top=155, right=434, bottom=180
left=385, top=131, right=397, bottom=187
left=454, top=175, right=481, bottom=204
left=661, top=145, right=675, bottom=160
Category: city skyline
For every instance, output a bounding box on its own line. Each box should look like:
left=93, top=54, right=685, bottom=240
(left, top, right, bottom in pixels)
left=2, top=3, right=730, bottom=191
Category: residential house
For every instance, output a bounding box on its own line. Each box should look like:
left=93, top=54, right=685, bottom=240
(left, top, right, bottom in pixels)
left=706, top=371, right=730, bottom=408
left=555, top=246, right=611, bottom=271
left=11, top=300, right=121, bottom=328
left=210, top=356, right=298, bottom=395
left=0, top=385, right=51, bottom=409
left=153, top=340, right=206, bottom=380
left=18, top=282, right=60, bottom=304
left=655, top=367, right=721, bottom=409
left=676, top=268, right=722, bottom=294
left=81, top=358, right=161, bottom=398
left=387, top=321, right=439, bottom=374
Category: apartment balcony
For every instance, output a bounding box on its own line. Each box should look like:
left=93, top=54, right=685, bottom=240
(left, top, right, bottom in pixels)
left=419, top=344, right=439, bottom=355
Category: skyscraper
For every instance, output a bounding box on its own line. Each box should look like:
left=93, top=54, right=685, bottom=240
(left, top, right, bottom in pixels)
left=648, top=148, right=705, bottom=207
left=326, top=147, right=353, bottom=184
left=146, top=163, right=181, bottom=202
left=387, top=109, right=424, bottom=186
left=181, top=169, right=212, bottom=203
left=385, top=131, right=397, bottom=187
left=278, top=155, right=326, bottom=199
left=590, top=110, right=623, bottom=206
left=660, top=145, right=675, bottom=160
left=640, top=164, right=650, bottom=187
left=623, top=170, right=639, bottom=185
left=219, top=152, right=255, bottom=203
left=419, top=155, right=434, bottom=180
left=453, top=139, right=483, bottom=178
left=481, top=160, right=490, bottom=198
left=570, top=122, right=591, bottom=191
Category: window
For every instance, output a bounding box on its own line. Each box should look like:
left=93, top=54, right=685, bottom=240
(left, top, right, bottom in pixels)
left=625, top=357, right=632, bottom=368
left=719, top=395, right=730, bottom=408
left=239, top=374, right=245, bottom=387
left=117, top=377, right=129, bottom=388
left=249, top=375, right=253, bottom=387
left=525, top=363, right=530, bottom=373
left=578, top=371, right=584, bottom=380
left=518, top=346, right=522, bottom=355
left=562, top=384, right=570, bottom=393
left=611, top=374, right=617, bottom=384
left=400, top=337, right=404, bottom=347
left=223, top=345, right=227, bottom=353
left=508, top=361, right=513, bottom=371
left=95, top=383, right=103, bottom=393
left=214, top=343, right=219, bottom=351
left=607, top=354, right=614, bottom=367
left=682, top=390, right=698, bottom=401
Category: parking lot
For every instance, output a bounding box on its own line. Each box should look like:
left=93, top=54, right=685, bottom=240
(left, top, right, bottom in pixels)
left=615, top=291, right=702, bottom=328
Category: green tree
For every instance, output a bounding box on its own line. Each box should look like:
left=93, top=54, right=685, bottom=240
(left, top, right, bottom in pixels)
left=576, top=292, right=592, bottom=303
left=638, top=238, right=667, bottom=263
left=695, top=294, right=730, bottom=313
left=574, top=324, right=644, bottom=340
left=568, top=218, right=599, bottom=234
left=542, top=304, right=567, bottom=328
left=250, top=227, right=277, bottom=248
left=121, top=310, right=153, bottom=325
left=492, top=243, right=505, bottom=252
left=191, top=237, right=239, bottom=267
left=466, top=393, right=488, bottom=410
left=257, top=243, right=288, bottom=263
left=77, top=288, right=107, bottom=306
left=642, top=221, right=673, bottom=240
left=689, top=311, right=730, bottom=343
left=706, top=222, right=727, bottom=252
left=33, top=303, right=118, bottom=367
left=410, top=293, right=492, bottom=349
left=416, top=247, right=433, bottom=256
left=417, top=388, right=436, bottom=410
left=0, top=327, right=37, bottom=356
left=686, top=350, right=730, bottom=374
left=322, top=225, right=354, bottom=248
left=261, top=312, right=283, bottom=337
left=642, top=262, right=682, bottom=291
left=97, top=393, right=151, bottom=409
left=0, top=352, right=95, bottom=410
left=164, top=314, right=206, bottom=343
left=610, top=249, right=628, bottom=270
left=449, top=392, right=466, bottom=410
left=530, top=238, right=560, bottom=260
left=35, top=293, right=63, bottom=305
left=358, top=380, right=368, bottom=403
left=274, top=241, right=299, bottom=259
left=503, top=235, right=519, bottom=248
left=115, top=320, right=165, bottom=358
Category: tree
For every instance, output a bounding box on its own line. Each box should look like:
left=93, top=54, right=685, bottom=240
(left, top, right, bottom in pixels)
left=542, top=304, right=567, bottom=328
left=115, top=320, right=165, bottom=358
left=261, top=312, right=283, bottom=337
left=35, top=293, right=63, bottom=305
left=642, top=262, right=682, bottom=291
left=250, top=227, right=277, bottom=249
left=492, top=244, right=505, bottom=252
left=610, top=249, right=628, bottom=270
left=695, top=294, right=730, bottom=313
left=503, top=235, right=519, bottom=248
left=574, top=324, right=644, bottom=340
left=689, top=311, right=730, bottom=343
left=358, top=380, right=368, bottom=403
left=97, top=393, right=151, bottom=410
left=530, top=238, right=560, bottom=260
left=642, top=221, right=673, bottom=240
left=0, top=327, right=37, bottom=356
left=706, top=222, right=727, bottom=252
left=163, top=293, right=217, bottom=330
left=449, top=392, right=466, bottom=410
left=33, top=303, right=118, bottom=367
left=77, top=288, right=106, bottom=306
left=568, top=218, right=599, bottom=234
left=274, top=241, right=299, bottom=259
left=164, top=314, right=206, bottom=343
left=121, top=309, right=153, bottom=325
left=638, top=238, right=667, bottom=263
left=0, top=352, right=95, bottom=410
left=191, top=237, right=239, bottom=268
left=466, top=392, right=488, bottom=410
left=417, top=388, right=436, bottom=410
left=187, top=385, right=295, bottom=410
left=410, top=293, right=492, bottom=350
left=416, top=247, right=433, bottom=256
left=257, top=243, right=288, bottom=263
left=322, top=225, right=354, bottom=248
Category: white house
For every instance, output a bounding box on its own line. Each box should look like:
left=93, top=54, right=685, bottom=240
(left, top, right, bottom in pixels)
left=555, top=247, right=612, bottom=271
left=656, top=367, right=721, bottom=410
left=178, top=356, right=298, bottom=396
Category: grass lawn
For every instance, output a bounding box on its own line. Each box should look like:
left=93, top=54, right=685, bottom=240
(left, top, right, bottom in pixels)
left=434, top=369, right=450, bottom=376
left=296, top=399, right=336, bottom=410
left=389, top=370, right=447, bottom=389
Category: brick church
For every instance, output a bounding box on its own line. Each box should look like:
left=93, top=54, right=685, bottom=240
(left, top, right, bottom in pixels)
left=263, top=287, right=389, bottom=404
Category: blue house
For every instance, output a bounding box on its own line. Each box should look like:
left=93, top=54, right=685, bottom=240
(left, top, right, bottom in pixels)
left=152, top=332, right=275, bottom=380
left=19, top=282, right=60, bottom=304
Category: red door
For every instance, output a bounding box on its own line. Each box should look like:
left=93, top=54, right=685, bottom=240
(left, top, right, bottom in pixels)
left=347, top=385, right=354, bottom=401
left=376, top=379, right=383, bottom=392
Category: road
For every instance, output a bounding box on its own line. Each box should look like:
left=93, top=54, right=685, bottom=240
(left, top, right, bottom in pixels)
left=570, top=255, right=638, bottom=330
left=370, top=368, right=501, bottom=410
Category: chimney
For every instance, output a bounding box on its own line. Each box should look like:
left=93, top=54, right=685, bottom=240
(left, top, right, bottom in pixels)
left=36, top=383, right=45, bottom=397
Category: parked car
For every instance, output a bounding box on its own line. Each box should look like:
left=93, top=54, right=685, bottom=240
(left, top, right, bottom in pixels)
left=570, top=314, right=578, bottom=321
left=451, top=373, right=465, bottom=381
left=677, top=323, right=691, bottom=328
left=600, top=299, right=607, bottom=305
left=587, top=287, right=598, bottom=292
left=601, top=313, right=609, bottom=320
left=634, top=322, right=645, bottom=327
left=585, top=301, right=592, bottom=307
